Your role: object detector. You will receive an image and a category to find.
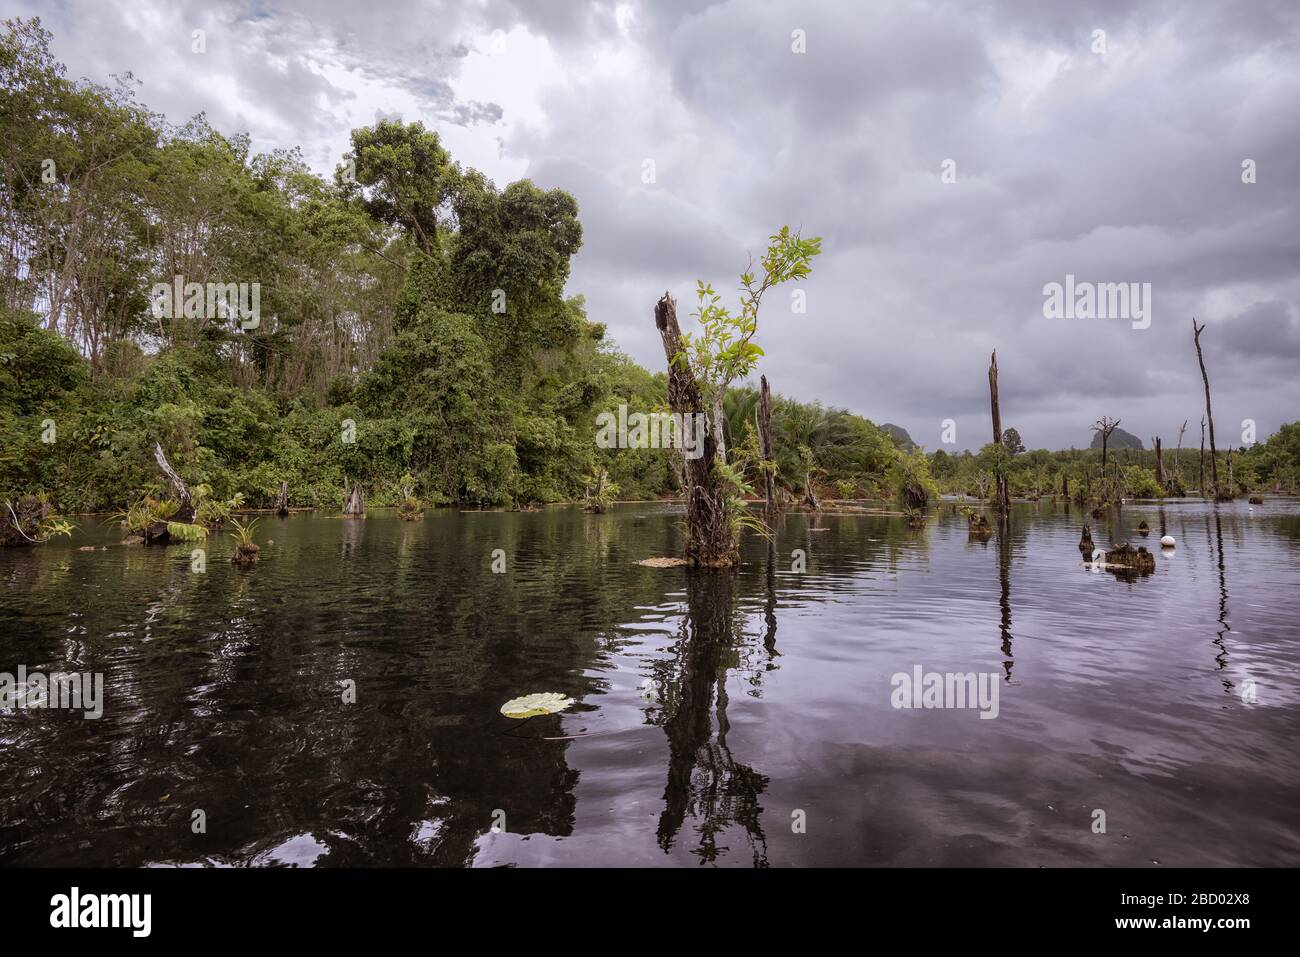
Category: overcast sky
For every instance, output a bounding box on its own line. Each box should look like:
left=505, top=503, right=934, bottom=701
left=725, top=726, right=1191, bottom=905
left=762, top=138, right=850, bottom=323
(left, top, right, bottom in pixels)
left=18, top=0, right=1300, bottom=450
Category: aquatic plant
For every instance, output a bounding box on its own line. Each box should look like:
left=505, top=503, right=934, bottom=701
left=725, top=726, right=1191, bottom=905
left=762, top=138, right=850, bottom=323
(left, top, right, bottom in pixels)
left=500, top=692, right=573, bottom=719
left=229, top=517, right=261, bottom=565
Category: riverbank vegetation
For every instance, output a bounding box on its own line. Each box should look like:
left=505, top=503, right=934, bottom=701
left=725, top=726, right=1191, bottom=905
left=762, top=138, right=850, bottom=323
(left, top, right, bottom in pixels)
left=1, top=17, right=1296, bottom=551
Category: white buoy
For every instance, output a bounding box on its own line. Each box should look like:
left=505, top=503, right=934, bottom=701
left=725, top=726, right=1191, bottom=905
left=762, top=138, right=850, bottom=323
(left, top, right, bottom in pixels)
left=1160, top=535, right=1175, bottom=548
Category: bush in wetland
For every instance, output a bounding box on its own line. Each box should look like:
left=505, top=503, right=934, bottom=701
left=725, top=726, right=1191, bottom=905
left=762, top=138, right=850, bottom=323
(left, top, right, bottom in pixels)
left=108, top=497, right=177, bottom=540
left=582, top=466, right=618, bottom=513
left=888, top=447, right=939, bottom=511
left=396, top=473, right=424, bottom=521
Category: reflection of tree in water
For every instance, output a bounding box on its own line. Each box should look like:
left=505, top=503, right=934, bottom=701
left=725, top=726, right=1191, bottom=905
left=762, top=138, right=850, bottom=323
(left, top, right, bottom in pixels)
left=1209, top=511, right=1232, bottom=683
left=653, top=565, right=775, bottom=867
left=996, top=513, right=1017, bottom=681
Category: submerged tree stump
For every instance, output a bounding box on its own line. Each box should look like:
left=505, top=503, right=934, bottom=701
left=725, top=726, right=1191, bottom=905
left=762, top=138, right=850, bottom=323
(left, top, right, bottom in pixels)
left=232, top=542, right=260, bottom=565
left=276, top=481, right=289, bottom=517
left=1078, top=525, right=1095, bottom=556
left=988, top=351, right=1009, bottom=516
left=342, top=480, right=366, bottom=518
left=1104, top=541, right=1156, bottom=573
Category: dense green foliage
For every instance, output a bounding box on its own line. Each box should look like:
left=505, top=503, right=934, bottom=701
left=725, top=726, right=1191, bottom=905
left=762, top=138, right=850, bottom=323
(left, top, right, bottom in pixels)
left=0, top=18, right=920, bottom=519
left=2, top=17, right=1292, bottom=526
left=929, top=433, right=1300, bottom=500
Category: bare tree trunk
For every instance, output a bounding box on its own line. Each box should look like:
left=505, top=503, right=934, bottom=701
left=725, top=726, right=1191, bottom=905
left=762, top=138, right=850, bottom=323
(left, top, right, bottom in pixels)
left=1192, top=319, right=1222, bottom=497
left=1153, top=436, right=1164, bottom=489
left=758, top=374, right=776, bottom=514
left=1175, top=419, right=1187, bottom=482
left=1227, top=447, right=1234, bottom=494
left=1062, top=472, right=1069, bottom=500
left=988, top=351, right=1009, bottom=515
left=145, top=443, right=196, bottom=543
left=654, top=293, right=734, bottom=566
left=277, top=481, right=289, bottom=517
left=1199, top=417, right=1206, bottom=495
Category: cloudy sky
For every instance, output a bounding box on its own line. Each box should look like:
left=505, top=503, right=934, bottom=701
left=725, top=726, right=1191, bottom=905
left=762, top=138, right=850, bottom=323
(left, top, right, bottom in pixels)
left=18, top=0, right=1300, bottom=449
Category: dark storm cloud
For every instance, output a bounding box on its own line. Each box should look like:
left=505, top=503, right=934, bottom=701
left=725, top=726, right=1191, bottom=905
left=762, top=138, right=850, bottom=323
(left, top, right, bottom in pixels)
left=18, top=0, right=1300, bottom=448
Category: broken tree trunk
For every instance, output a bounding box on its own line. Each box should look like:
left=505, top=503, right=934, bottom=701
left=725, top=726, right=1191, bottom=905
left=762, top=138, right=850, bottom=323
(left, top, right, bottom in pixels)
left=804, top=471, right=820, bottom=511
left=988, top=351, right=1009, bottom=515
left=144, top=443, right=195, bottom=544
left=276, top=481, right=289, bottom=516
left=711, top=390, right=727, bottom=465
left=758, top=374, right=776, bottom=515
left=1192, top=319, right=1222, bottom=498
left=1062, top=472, right=1069, bottom=500
left=153, top=443, right=194, bottom=521
left=1153, top=436, right=1164, bottom=489
left=654, top=292, right=734, bottom=566
left=342, top=478, right=365, bottom=518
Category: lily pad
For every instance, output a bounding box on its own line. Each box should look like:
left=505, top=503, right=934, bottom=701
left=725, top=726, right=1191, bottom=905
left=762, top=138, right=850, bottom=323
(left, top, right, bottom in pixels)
left=500, top=692, right=574, bottom=719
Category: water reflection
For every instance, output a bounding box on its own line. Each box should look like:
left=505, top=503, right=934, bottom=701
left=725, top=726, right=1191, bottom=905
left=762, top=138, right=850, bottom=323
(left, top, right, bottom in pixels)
left=2, top=500, right=1298, bottom=867
left=655, top=571, right=771, bottom=866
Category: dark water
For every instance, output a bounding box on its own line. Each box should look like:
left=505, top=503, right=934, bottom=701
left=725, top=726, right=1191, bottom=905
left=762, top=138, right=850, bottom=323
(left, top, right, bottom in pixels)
left=2, top=500, right=1298, bottom=867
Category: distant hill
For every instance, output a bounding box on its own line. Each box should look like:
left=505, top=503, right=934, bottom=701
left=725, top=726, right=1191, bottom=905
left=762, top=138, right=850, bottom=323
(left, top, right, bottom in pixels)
left=879, top=423, right=917, bottom=450
left=1089, top=426, right=1144, bottom=451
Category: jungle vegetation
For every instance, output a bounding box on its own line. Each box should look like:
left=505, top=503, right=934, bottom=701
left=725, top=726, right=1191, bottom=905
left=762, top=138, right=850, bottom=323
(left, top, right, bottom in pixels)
left=1, top=17, right=1294, bottom=540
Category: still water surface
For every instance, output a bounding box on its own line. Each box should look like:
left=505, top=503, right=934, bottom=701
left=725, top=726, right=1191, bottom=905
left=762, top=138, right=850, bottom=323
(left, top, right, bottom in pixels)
left=2, top=500, right=1298, bottom=866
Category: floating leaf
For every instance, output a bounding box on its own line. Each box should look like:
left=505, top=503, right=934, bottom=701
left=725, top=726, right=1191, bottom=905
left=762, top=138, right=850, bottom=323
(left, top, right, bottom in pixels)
left=500, top=692, right=573, bottom=719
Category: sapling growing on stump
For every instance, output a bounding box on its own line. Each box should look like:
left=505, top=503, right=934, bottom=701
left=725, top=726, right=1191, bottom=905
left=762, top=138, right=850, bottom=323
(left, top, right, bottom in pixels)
left=655, top=226, right=821, bottom=567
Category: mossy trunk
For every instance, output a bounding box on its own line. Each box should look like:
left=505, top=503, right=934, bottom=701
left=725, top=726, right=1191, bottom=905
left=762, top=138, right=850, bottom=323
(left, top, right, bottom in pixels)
left=1, top=495, right=47, bottom=547
left=654, top=292, right=734, bottom=567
